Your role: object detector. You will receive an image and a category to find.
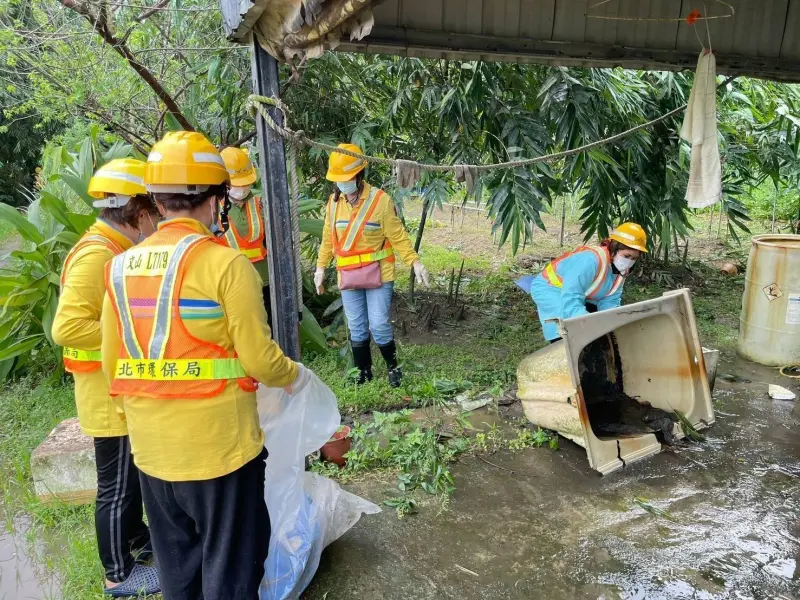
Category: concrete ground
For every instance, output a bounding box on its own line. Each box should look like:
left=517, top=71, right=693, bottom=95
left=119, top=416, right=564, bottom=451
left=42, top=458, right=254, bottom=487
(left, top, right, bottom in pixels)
left=304, top=357, right=800, bottom=600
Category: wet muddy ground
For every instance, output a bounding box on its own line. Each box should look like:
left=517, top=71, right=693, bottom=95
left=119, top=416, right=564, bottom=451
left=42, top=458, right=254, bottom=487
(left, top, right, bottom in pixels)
left=304, top=357, right=800, bottom=600
left=0, top=514, right=58, bottom=600
left=1, top=357, right=797, bottom=599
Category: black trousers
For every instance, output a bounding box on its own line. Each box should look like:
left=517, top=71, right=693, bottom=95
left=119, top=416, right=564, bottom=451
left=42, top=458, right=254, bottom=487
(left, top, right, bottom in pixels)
left=139, top=448, right=270, bottom=600
left=94, top=436, right=150, bottom=582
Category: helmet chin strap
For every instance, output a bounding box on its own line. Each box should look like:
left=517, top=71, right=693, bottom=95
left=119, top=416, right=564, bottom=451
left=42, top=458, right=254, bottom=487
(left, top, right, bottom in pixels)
left=217, top=191, right=231, bottom=237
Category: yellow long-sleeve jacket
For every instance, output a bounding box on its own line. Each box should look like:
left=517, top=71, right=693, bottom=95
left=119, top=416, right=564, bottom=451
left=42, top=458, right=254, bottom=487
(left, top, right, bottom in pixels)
left=52, top=220, right=132, bottom=438
left=101, top=218, right=298, bottom=482
left=316, top=183, right=419, bottom=282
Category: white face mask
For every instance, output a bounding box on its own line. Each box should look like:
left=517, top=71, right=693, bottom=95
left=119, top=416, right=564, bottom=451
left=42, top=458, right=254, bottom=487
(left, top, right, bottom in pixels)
left=229, top=186, right=250, bottom=201
left=336, top=180, right=358, bottom=196
left=613, top=255, right=636, bottom=275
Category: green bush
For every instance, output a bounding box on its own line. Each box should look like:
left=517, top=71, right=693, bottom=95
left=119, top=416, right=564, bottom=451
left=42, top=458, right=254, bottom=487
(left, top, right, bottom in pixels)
left=0, top=131, right=129, bottom=381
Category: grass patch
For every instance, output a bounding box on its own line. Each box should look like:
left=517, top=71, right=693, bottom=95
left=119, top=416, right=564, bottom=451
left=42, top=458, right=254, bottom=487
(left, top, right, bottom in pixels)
left=306, top=290, right=544, bottom=414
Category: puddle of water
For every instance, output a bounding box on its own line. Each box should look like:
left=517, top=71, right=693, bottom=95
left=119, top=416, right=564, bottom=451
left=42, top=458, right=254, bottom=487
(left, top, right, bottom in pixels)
left=306, top=356, right=800, bottom=600
left=0, top=515, right=59, bottom=600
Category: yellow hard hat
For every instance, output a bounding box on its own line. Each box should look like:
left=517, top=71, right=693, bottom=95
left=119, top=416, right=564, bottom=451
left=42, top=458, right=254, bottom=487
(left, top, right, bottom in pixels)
left=145, top=131, right=229, bottom=194
left=609, top=222, right=648, bottom=253
left=88, top=158, right=146, bottom=208
left=326, top=143, right=367, bottom=182
left=220, top=146, right=257, bottom=186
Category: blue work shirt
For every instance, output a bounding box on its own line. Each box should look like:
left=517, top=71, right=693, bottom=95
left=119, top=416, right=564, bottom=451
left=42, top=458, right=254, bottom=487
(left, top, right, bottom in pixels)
left=526, top=248, right=625, bottom=341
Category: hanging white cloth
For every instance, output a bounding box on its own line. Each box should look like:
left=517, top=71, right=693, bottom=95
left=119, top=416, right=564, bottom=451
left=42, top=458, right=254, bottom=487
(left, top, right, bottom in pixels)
left=680, top=50, right=722, bottom=209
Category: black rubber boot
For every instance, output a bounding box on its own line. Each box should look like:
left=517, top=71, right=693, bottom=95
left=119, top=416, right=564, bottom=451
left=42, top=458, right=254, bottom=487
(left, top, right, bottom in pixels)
left=350, top=340, right=373, bottom=384
left=378, top=340, right=402, bottom=388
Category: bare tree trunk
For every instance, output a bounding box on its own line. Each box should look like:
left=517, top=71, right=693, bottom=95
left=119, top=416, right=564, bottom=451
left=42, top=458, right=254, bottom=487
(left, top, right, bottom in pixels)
left=559, top=196, right=567, bottom=248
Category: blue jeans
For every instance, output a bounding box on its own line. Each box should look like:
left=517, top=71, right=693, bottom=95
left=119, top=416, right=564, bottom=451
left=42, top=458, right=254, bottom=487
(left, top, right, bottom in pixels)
left=341, top=282, right=394, bottom=346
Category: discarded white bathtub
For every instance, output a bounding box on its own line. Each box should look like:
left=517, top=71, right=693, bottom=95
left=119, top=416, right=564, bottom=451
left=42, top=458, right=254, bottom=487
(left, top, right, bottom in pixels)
left=517, top=289, right=715, bottom=475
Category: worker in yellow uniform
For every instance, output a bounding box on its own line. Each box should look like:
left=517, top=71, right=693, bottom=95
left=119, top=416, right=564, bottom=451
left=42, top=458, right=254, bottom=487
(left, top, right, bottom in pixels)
left=218, top=146, right=271, bottom=327
left=52, top=158, right=161, bottom=597
left=314, top=143, right=430, bottom=388
left=101, top=131, right=307, bottom=600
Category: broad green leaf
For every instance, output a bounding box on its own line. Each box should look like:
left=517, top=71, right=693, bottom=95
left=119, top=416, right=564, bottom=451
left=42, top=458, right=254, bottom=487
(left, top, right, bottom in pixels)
left=102, top=141, right=133, bottom=162
left=0, top=335, right=45, bottom=362
left=0, top=358, right=15, bottom=381
left=40, top=191, right=76, bottom=231
left=164, top=112, right=185, bottom=132
left=0, top=288, right=45, bottom=310
left=41, top=289, right=58, bottom=347
left=47, top=231, right=81, bottom=247
left=68, top=213, right=97, bottom=235
left=11, top=249, right=47, bottom=265
left=60, top=173, right=95, bottom=209
left=0, top=203, right=44, bottom=244
left=299, top=218, right=324, bottom=239
left=322, top=297, right=343, bottom=318
left=299, top=305, right=328, bottom=354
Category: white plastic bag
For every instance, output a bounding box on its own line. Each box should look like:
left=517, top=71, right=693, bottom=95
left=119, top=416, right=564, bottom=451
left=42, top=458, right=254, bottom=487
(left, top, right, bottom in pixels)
left=257, top=371, right=380, bottom=600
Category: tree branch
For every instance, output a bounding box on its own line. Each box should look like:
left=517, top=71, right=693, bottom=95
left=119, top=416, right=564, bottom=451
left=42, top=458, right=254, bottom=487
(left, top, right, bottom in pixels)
left=79, top=104, right=152, bottom=154
left=136, top=0, right=170, bottom=22
left=222, top=130, right=256, bottom=149
left=59, top=0, right=193, bottom=131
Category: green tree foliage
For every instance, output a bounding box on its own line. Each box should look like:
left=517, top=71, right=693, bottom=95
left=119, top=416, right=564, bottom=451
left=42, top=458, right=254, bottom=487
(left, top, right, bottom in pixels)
left=3, top=0, right=798, bottom=247
left=0, top=130, right=126, bottom=380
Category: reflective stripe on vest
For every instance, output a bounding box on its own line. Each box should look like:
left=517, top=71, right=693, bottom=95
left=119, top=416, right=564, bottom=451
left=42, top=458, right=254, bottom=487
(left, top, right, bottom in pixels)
left=62, top=346, right=103, bottom=374
left=113, top=234, right=203, bottom=360
left=63, top=347, right=102, bottom=362
left=607, top=273, right=624, bottom=297
left=61, top=232, right=124, bottom=373
left=329, top=187, right=395, bottom=270
left=222, top=196, right=266, bottom=263
left=541, top=245, right=622, bottom=300
left=109, top=233, right=247, bottom=385
left=336, top=247, right=394, bottom=268
left=113, top=358, right=245, bottom=381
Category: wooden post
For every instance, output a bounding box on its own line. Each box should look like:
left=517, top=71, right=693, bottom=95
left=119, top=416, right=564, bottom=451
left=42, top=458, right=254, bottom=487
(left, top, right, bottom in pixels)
left=251, top=39, right=301, bottom=360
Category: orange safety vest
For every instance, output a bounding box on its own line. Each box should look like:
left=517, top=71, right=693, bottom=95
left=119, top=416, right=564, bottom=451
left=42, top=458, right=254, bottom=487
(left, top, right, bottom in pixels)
left=60, top=233, right=125, bottom=374
left=105, top=224, right=257, bottom=399
left=541, top=245, right=624, bottom=300
left=328, top=187, right=395, bottom=270
left=221, top=196, right=267, bottom=262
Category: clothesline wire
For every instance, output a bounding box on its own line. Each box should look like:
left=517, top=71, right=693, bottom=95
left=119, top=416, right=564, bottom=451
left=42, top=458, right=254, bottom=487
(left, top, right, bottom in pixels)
left=585, top=0, right=734, bottom=22
left=246, top=74, right=738, bottom=176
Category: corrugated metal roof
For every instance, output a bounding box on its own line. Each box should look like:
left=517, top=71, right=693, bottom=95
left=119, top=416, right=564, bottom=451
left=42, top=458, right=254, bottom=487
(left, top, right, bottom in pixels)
left=223, top=0, right=800, bottom=81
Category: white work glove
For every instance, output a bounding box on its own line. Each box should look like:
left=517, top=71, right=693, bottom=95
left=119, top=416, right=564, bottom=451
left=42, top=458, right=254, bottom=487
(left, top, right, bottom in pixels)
left=284, top=363, right=310, bottom=396
left=413, top=261, right=430, bottom=288
left=314, top=267, right=325, bottom=294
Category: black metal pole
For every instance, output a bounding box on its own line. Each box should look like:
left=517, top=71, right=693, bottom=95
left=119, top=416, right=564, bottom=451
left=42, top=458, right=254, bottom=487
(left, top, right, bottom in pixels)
left=251, top=38, right=301, bottom=360
left=408, top=196, right=431, bottom=302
